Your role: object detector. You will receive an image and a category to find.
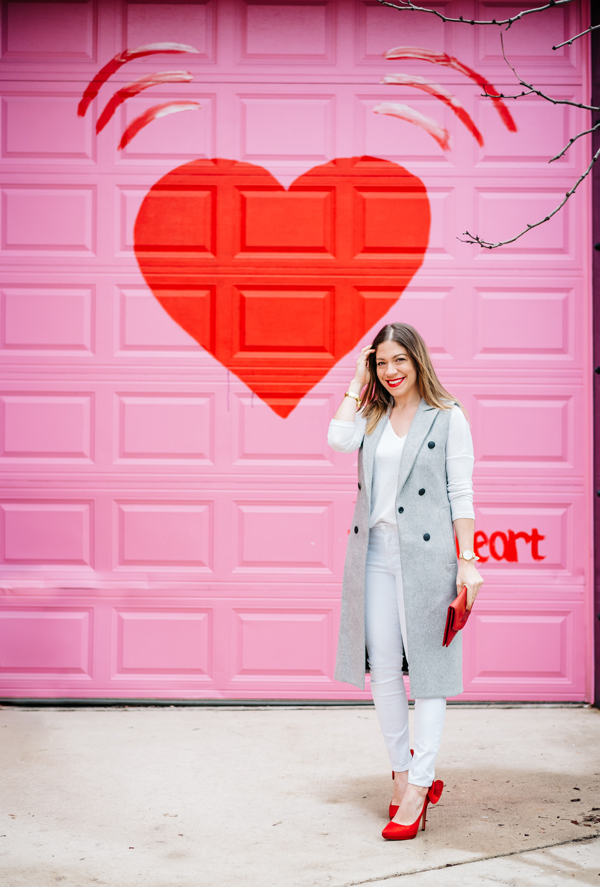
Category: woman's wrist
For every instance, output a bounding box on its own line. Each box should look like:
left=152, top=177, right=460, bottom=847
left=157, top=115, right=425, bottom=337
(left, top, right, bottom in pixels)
left=348, top=379, right=364, bottom=395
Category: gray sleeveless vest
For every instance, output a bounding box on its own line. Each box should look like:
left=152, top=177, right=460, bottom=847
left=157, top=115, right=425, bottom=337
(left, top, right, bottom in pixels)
left=334, top=398, right=463, bottom=698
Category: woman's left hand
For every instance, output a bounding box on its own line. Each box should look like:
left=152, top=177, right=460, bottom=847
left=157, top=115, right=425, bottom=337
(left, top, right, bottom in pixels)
left=456, top=560, right=484, bottom=610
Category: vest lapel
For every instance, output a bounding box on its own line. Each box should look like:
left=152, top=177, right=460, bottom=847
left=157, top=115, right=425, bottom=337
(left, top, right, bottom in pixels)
left=396, top=398, right=439, bottom=497
left=362, top=408, right=389, bottom=504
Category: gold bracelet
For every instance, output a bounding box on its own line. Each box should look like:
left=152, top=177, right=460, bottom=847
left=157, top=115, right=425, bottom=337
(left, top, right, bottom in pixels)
left=344, top=390, right=362, bottom=409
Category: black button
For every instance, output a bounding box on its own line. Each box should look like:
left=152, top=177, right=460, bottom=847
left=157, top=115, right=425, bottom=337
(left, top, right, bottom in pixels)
left=428, top=441, right=435, bottom=449
left=354, top=526, right=359, bottom=534
left=419, top=488, right=425, bottom=496
left=358, top=483, right=361, bottom=490
left=423, top=533, right=430, bottom=541
left=398, top=507, right=404, bottom=514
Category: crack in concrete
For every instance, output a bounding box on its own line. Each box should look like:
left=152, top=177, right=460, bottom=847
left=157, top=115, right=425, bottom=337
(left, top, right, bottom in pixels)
left=335, top=831, right=600, bottom=887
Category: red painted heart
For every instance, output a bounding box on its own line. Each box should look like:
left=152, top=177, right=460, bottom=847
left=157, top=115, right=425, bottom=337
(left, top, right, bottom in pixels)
left=134, top=156, right=430, bottom=417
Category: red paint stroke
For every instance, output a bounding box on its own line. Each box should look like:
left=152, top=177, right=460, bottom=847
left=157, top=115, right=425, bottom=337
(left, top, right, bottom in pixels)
left=383, top=47, right=517, bottom=133
left=78, top=43, right=199, bottom=117
left=381, top=73, right=484, bottom=147
left=373, top=102, right=451, bottom=150
left=118, top=101, right=201, bottom=150
left=96, top=71, right=193, bottom=134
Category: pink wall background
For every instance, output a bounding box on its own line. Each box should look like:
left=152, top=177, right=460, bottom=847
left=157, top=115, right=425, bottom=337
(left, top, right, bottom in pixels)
left=0, top=0, right=593, bottom=700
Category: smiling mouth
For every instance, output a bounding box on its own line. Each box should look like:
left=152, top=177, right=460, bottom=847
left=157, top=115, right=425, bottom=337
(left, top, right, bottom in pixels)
left=386, top=378, right=405, bottom=388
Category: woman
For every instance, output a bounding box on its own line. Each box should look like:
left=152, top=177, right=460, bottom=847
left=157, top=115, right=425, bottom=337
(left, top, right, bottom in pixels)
left=327, top=322, right=483, bottom=841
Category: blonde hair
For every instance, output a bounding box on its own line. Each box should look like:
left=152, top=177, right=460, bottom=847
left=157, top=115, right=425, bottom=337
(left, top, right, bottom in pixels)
left=361, top=322, right=464, bottom=434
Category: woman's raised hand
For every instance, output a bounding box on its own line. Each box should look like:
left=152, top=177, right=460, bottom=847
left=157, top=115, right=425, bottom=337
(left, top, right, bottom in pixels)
left=353, top=345, right=375, bottom=389
left=332, top=344, right=374, bottom=421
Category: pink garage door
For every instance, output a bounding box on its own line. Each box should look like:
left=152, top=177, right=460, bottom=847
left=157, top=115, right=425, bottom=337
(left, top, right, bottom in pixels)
left=0, top=0, right=593, bottom=701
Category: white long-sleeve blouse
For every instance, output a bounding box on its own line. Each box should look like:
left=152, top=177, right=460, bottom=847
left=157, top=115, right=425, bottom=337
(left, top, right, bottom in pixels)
left=328, top=405, right=475, bottom=528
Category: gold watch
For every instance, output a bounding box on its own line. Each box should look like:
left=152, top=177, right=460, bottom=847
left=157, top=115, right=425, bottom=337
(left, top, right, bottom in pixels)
left=459, top=549, right=479, bottom=562
left=344, top=390, right=362, bottom=409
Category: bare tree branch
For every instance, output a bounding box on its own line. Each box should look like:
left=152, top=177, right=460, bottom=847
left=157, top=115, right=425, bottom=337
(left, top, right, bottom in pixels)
left=491, top=32, right=599, bottom=112
left=481, top=86, right=598, bottom=111
left=378, top=1, right=597, bottom=249
left=456, top=29, right=600, bottom=247
left=460, top=145, right=600, bottom=249
left=376, top=0, right=576, bottom=30
left=553, top=23, right=600, bottom=50
left=482, top=87, right=536, bottom=99
left=549, top=123, right=600, bottom=163
left=376, top=0, right=593, bottom=54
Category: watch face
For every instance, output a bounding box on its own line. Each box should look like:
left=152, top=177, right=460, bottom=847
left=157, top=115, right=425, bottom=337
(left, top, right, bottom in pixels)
left=462, top=550, right=474, bottom=559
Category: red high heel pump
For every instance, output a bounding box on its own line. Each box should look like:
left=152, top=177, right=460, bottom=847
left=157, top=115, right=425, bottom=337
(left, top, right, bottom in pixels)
left=382, top=780, right=444, bottom=841
left=388, top=748, right=414, bottom=819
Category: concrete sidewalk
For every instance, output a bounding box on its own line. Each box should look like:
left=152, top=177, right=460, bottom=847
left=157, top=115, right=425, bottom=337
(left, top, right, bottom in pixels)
left=0, top=704, right=599, bottom=887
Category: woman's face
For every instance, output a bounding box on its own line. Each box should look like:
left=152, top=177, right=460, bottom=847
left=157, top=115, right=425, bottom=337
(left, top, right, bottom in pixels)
left=375, top=339, right=418, bottom=398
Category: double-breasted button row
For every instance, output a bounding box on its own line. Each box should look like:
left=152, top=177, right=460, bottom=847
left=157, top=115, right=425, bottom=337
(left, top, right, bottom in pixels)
left=398, top=488, right=426, bottom=514
left=396, top=506, right=430, bottom=541
left=354, top=525, right=429, bottom=538
left=418, top=444, right=433, bottom=535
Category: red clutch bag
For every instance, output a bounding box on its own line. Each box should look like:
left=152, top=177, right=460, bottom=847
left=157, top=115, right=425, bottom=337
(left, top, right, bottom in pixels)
left=443, top=585, right=471, bottom=647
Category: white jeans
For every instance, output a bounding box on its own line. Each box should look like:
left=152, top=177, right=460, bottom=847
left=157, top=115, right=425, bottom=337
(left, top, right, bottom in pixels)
left=365, top=524, right=446, bottom=787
